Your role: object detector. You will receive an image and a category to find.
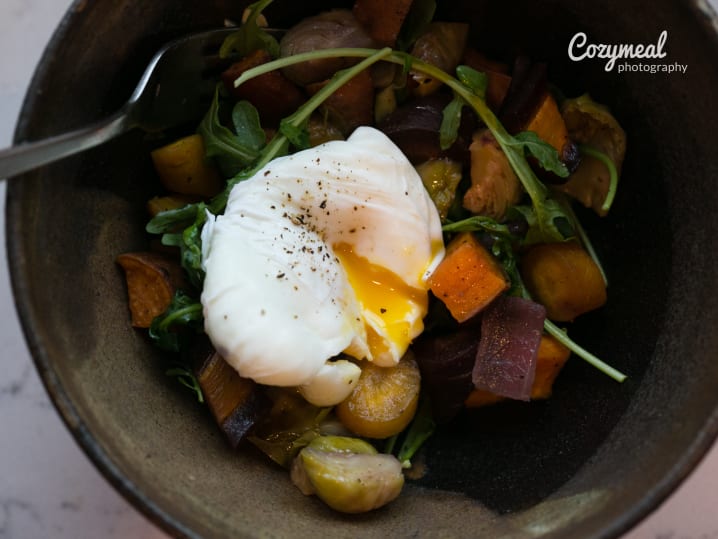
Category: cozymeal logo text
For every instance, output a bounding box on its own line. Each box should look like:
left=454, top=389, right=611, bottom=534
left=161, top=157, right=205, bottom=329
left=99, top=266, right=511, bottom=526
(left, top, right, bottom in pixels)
left=568, top=31, right=687, bottom=74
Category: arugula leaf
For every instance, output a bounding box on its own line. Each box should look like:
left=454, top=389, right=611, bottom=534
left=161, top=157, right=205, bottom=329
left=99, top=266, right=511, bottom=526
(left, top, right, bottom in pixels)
left=231, top=100, right=267, bottom=152
left=508, top=200, right=574, bottom=245
left=219, top=0, right=280, bottom=58
left=545, top=321, right=626, bottom=382
left=166, top=366, right=204, bottom=403
left=441, top=214, right=513, bottom=236
left=439, top=95, right=465, bottom=150
left=510, top=131, right=570, bottom=178
left=396, top=396, right=435, bottom=468
left=396, top=0, right=437, bottom=51
left=456, top=65, right=488, bottom=99
left=148, top=290, right=204, bottom=353
left=198, top=89, right=264, bottom=177
left=161, top=203, right=207, bottom=289
left=146, top=202, right=201, bottom=235
left=180, top=206, right=208, bottom=288
left=279, top=118, right=310, bottom=150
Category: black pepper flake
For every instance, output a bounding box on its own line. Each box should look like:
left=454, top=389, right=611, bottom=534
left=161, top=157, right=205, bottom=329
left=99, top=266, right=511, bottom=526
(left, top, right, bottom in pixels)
left=380, top=308, right=387, bottom=314
left=264, top=170, right=271, bottom=176
left=319, top=199, right=327, bottom=209
left=276, top=272, right=286, bottom=279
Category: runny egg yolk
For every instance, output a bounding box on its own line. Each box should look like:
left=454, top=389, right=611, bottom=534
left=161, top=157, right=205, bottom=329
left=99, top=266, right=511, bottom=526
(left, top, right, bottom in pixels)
left=334, top=242, right=428, bottom=364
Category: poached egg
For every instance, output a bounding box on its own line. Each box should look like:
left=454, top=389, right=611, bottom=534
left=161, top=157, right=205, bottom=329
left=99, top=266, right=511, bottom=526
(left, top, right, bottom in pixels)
left=200, top=127, right=444, bottom=406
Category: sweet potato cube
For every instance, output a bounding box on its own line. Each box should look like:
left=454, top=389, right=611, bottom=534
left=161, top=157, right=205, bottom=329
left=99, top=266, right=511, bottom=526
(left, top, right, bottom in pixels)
left=520, top=241, right=607, bottom=322
left=353, top=0, right=414, bottom=47
left=464, top=388, right=504, bottom=408
left=116, top=252, right=186, bottom=328
left=524, top=92, right=570, bottom=155
left=531, top=334, right=571, bottom=399
left=221, top=49, right=305, bottom=125
left=151, top=134, right=222, bottom=198
left=461, top=48, right=512, bottom=111
left=428, top=231, right=509, bottom=323
left=305, top=68, right=374, bottom=135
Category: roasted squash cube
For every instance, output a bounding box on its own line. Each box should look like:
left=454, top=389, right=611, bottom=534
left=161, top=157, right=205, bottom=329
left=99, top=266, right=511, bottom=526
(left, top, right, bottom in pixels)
left=428, top=232, right=509, bottom=323
left=520, top=241, right=606, bottom=322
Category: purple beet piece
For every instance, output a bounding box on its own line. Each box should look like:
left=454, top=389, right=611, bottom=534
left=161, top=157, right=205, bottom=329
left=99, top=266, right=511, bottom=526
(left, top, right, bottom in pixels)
left=472, top=295, right=546, bottom=401
left=412, top=321, right=481, bottom=423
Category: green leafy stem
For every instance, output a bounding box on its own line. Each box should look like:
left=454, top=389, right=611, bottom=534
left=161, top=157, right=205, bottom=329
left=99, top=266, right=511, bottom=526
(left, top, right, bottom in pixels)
left=146, top=47, right=394, bottom=281
left=234, top=48, right=571, bottom=243
left=213, top=46, right=393, bottom=210
left=229, top=47, right=628, bottom=383
left=579, top=143, right=619, bottom=213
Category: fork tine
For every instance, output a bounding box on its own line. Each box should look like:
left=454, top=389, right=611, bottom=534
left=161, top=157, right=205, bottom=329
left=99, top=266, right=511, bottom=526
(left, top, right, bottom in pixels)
left=0, top=27, right=281, bottom=174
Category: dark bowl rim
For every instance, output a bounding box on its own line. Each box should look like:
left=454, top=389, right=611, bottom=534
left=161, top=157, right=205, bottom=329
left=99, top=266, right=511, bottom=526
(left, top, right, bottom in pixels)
left=6, top=1, right=718, bottom=538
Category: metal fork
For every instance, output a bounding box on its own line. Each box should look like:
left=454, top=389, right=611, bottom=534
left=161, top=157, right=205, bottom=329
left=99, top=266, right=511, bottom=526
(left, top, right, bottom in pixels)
left=0, top=27, right=236, bottom=179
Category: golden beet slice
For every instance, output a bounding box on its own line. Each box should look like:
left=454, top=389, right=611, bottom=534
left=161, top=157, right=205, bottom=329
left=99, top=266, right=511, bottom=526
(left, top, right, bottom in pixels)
left=335, top=352, right=420, bottom=439
left=151, top=134, right=222, bottom=198
left=116, top=252, right=185, bottom=328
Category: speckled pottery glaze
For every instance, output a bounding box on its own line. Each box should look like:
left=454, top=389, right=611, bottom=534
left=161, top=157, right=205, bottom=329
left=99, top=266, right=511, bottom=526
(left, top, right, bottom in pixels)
left=6, top=0, right=718, bottom=538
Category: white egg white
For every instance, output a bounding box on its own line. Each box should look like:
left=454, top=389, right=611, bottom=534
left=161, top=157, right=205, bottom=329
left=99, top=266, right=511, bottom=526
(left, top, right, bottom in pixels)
left=200, top=126, right=444, bottom=405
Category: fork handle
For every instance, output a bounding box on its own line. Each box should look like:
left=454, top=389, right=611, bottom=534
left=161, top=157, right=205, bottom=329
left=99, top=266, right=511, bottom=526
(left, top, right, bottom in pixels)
left=0, top=109, right=132, bottom=179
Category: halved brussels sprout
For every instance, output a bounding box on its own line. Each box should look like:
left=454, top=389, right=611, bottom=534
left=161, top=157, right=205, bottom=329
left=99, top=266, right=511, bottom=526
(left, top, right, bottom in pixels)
left=291, top=435, right=404, bottom=513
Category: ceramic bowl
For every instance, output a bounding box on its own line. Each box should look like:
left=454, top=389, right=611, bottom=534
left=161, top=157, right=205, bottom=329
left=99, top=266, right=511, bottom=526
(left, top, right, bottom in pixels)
left=7, top=0, right=718, bottom=537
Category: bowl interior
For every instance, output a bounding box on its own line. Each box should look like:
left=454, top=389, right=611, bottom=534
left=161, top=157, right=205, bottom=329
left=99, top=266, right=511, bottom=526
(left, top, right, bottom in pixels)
left=7, top=0, right=718, bottom=538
